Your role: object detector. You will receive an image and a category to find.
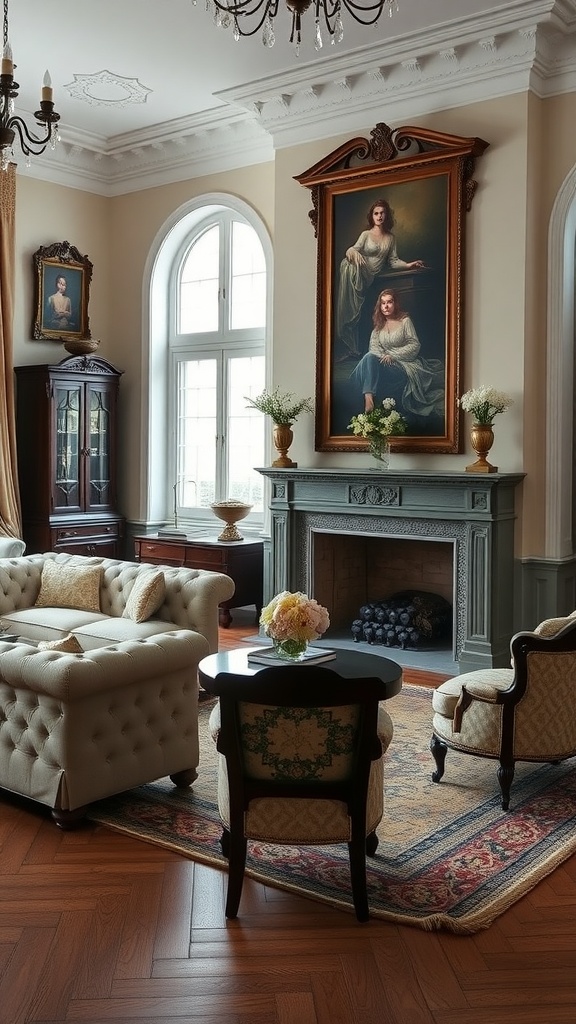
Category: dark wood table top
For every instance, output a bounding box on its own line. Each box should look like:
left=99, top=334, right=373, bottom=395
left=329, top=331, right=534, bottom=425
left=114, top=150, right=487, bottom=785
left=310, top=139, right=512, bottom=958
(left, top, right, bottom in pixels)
left=199, top=646, right=403, bottom=699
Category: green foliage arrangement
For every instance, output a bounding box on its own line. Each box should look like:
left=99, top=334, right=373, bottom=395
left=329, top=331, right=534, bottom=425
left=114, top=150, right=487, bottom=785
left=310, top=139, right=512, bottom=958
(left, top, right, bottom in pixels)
left=245, top=387, right=314, bottom=425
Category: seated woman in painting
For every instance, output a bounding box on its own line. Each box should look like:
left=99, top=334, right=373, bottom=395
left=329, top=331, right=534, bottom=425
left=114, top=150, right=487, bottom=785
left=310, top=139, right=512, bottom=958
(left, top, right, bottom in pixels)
left=335, top=198, right=424, bottom=361
left=350, top=288, right=445, bottom=423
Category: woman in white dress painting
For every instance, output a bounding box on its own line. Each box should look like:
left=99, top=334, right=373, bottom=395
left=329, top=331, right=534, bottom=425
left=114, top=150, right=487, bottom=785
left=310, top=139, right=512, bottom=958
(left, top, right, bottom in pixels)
left=335, top=198, right=424, bottom=361
left=350, top=288, right=445, bottom=423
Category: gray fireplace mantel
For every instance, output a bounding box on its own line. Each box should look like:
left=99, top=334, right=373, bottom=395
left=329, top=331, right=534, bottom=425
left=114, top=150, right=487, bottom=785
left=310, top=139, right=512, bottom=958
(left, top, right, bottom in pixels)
left=257, top=467, right=525, bottom=674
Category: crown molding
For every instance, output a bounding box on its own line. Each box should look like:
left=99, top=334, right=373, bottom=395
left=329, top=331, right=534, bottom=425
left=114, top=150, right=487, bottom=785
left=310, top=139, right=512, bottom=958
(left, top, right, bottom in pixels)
left=16, top=0, right=576, bottom=195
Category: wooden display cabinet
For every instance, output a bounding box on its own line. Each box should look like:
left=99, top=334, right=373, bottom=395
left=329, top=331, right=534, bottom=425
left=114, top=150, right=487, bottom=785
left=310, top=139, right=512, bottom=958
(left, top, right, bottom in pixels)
left=15, top=355, right=124, bottom=556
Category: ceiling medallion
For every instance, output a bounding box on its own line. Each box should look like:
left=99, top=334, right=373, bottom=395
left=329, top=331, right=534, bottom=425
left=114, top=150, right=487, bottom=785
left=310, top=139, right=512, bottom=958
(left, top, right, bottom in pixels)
left=63, top=70, right=152, bottom=108
left=196, top=0, right=399, bottom=55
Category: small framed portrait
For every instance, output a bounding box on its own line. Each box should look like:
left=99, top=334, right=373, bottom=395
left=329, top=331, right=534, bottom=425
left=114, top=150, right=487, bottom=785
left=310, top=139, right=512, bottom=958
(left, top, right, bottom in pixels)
left=295, top=123, right=489, bottom=454
left=32, top=241, right=93, bottom=341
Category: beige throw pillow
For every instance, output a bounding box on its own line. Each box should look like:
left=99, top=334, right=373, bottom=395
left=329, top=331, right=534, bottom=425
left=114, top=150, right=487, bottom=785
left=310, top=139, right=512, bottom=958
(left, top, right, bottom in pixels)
left=35, top=560, right=102, bottom=612
left=38, top=633, right=83, bottom=653
left=123, top=570, right=166, bottom=623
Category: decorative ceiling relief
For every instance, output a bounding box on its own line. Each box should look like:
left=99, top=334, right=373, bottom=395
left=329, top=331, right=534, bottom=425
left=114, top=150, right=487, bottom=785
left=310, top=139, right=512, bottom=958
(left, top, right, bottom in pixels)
left=63, top=71, right=152, bottom=107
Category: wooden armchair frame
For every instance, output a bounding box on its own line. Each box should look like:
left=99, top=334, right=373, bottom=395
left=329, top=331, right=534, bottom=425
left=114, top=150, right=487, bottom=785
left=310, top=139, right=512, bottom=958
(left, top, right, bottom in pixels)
left=211, top=665, right=391, bottom=922
left=431, top=618, right=576, bottom=809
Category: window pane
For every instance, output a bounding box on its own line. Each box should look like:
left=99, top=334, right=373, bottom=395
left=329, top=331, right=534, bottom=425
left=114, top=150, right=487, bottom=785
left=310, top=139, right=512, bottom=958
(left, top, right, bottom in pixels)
left=228, top=356, right=265, bottom=510
left=177, top=360, right=217, bottom=507
left=230, top=221, right=266, bottom=330
left=179, top=225, right=219, bottom=334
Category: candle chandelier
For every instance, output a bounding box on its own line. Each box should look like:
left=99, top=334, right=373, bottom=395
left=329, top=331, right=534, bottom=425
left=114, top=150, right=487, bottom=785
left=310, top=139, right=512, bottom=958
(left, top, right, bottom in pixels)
left=0, top=0, right=60, bottom=171
left=198, top=0, right=399, bottom=53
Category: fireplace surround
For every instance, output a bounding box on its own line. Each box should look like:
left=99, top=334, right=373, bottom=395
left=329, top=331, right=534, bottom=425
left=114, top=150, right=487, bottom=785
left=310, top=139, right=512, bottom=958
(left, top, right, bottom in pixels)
left=257, top=468, right=524, bottom=674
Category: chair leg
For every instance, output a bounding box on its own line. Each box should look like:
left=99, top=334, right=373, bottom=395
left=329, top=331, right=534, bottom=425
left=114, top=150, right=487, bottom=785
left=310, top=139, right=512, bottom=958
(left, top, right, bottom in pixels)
left=220, top=827, right=230, bottom=858
left=169, top=768, right=198, bottom=788
left=497, top=761, right=515, bottom=811
left=366, top=831, right=379, bottom=857
left=225, top=832, right=248, bottom=919
left=430, top=733, right=448, bottom=783
left=347, top=838, right=369, bottom=923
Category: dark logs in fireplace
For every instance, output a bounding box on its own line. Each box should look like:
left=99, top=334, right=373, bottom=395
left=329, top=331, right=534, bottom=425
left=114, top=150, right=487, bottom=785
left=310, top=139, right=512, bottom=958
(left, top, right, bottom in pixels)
left=351, top=590, right=452, bottom=650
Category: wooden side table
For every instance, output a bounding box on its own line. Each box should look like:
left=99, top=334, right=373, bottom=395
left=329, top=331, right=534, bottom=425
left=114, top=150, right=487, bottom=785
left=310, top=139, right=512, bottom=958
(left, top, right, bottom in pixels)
left=133, top=534, right=263, bottom=627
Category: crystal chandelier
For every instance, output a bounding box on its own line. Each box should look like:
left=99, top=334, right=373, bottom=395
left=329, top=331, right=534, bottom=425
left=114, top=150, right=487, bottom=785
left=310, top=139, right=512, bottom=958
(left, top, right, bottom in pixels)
left=197, top=0, right=398, bottom=53
left=0, top=0, right=60, bottom=171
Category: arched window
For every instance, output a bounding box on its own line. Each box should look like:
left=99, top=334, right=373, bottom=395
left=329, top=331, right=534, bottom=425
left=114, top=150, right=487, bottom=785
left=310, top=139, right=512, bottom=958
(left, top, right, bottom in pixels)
left=167, top=208, right=268, bottom=525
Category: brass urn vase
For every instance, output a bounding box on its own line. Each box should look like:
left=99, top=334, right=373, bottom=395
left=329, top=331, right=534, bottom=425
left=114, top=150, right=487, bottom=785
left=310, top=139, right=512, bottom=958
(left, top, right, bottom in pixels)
left=466, top=422, right=497, bottom=473
left=272, top=423, right=297, bottom=468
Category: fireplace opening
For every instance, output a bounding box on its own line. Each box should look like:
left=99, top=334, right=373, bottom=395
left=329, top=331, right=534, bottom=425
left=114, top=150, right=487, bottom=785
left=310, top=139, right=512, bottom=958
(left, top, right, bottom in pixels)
left=311, top=532, right=455, bottom=663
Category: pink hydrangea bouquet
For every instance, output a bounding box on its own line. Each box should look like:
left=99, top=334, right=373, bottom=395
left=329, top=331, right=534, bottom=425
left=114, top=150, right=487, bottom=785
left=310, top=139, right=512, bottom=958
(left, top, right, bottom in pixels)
left=260, top=591, right=330, bottom=660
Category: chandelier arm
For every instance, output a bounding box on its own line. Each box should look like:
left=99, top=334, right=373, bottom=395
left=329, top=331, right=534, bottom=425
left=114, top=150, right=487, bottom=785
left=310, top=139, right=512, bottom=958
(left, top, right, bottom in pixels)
left=212, top=0, right=278, bottom=36
left=340, top=0, right=389, bottom=24
left=7, top=116, right=53, bottom=156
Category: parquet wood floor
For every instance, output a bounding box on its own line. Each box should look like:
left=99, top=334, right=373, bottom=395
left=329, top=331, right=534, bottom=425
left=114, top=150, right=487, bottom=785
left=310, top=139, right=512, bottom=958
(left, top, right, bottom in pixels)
left=2, top=610, right=576, bottom=1023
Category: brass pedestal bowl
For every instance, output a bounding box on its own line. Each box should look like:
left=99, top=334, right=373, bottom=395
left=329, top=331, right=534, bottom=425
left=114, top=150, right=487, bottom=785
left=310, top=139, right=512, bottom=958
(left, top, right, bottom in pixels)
left=210, top=501, right=252, bottom=542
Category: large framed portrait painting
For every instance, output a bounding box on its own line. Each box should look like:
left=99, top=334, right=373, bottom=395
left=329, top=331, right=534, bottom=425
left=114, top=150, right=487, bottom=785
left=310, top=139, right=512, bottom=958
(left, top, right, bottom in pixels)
left=32, top=240, right=93, bottom=341
left=295, top=123, right=489, bottom=453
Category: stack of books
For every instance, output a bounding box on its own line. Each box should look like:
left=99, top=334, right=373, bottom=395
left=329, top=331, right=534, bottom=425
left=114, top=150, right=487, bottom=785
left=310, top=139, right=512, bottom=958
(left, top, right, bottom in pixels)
left=247, top=646, right=336, bottom=666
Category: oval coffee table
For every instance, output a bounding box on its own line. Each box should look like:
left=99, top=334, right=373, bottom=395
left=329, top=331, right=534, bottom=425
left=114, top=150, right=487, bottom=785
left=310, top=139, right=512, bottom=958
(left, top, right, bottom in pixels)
left=199, top=646, right=403, bottom=700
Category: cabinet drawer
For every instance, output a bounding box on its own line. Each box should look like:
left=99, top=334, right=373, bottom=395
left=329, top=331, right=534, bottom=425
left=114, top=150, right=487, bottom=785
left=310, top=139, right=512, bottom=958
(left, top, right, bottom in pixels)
left=137, top=541, right=185, bottom=566
left=56, top=523, right=120, bottom=542
left=185, top=547, right=226, bottom=569
left=55, top=540, right=119, bottom=558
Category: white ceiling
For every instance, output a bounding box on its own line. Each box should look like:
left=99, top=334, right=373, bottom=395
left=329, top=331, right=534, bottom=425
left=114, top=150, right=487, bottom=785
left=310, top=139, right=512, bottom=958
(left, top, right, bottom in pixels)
left=8, top=0, right=576, bottom=193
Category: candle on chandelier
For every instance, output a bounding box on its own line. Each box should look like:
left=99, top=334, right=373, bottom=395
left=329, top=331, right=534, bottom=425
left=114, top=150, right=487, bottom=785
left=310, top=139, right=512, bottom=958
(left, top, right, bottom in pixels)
left=41, top=70, right=53, bottom=102
left=1, top=42, right=13, bottom=76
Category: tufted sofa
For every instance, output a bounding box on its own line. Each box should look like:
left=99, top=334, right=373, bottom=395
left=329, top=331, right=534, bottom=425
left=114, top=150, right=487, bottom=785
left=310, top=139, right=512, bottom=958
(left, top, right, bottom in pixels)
left=0, top=551, right=235, bottom=652
left=0, top=552, right=236, bottom=825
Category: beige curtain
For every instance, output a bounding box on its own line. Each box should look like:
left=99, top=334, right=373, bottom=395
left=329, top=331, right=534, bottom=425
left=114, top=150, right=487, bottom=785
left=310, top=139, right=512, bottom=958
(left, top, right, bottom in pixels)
left=0, top=164, right=22, bottom=538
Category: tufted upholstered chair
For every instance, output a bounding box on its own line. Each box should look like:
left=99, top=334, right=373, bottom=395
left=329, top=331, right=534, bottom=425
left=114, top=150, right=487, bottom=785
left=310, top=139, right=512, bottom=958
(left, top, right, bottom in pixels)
left=0, top=629, right=207, bottom=826
left=431, top=615, right=576, bottom=810
left=0, top=537, right=25, bottom=557
left=208, top=665, right=395, bottom=922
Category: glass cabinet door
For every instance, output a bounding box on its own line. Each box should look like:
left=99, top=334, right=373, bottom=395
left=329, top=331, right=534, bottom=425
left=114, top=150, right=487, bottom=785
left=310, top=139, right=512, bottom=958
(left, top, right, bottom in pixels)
left=86, top=384, right=113, bottom=509
left=54, top=384, right=81, bottom=511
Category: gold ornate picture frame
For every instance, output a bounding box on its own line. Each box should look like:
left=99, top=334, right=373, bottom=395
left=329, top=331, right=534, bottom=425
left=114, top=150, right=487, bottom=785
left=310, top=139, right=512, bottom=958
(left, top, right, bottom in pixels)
left=32, top=240, right=93, bottom=341
left=295, top=123, right=489, bottom=454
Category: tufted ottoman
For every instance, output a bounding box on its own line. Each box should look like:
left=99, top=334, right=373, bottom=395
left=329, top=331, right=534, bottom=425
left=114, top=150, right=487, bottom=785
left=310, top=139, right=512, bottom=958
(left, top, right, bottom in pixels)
left=0, top=629, right=207, bottom=826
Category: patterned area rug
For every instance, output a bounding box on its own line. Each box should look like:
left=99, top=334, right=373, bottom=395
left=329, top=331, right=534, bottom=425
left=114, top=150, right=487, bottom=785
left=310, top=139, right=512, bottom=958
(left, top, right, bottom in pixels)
left=88, top=685, right=576, bottom=933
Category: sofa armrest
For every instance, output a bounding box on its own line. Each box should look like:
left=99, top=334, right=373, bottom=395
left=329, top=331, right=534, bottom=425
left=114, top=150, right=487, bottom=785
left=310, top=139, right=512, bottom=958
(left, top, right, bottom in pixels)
left=0, top=629, right=209, bottom=701
left=158, top=568, right=235, bottom=653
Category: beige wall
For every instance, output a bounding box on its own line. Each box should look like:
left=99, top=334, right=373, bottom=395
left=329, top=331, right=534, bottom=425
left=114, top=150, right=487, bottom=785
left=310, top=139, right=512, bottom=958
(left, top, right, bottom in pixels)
left=13, top=177, right=111, bottom=366
left=10, top=88, right=576, bottom=558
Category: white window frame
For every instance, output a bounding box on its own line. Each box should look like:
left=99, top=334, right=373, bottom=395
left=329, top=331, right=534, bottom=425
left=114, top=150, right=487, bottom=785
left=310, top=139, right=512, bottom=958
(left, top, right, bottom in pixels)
left=142, top=195, right=273, bottom=534
left=168, top=209, right=266, bottom=525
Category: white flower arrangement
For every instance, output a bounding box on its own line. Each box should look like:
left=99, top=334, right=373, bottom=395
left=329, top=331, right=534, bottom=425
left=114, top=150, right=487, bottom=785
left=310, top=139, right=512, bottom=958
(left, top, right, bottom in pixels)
left=348, top=398, right=408, bottom=449
left=459, top=386, right=513, bottom=425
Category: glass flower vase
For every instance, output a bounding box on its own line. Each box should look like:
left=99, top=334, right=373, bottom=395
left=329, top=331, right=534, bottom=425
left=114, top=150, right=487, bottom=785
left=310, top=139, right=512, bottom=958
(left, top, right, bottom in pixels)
left=368, top=439, right=390, bottom=471
left=272, top=637, right=308, bottom=661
